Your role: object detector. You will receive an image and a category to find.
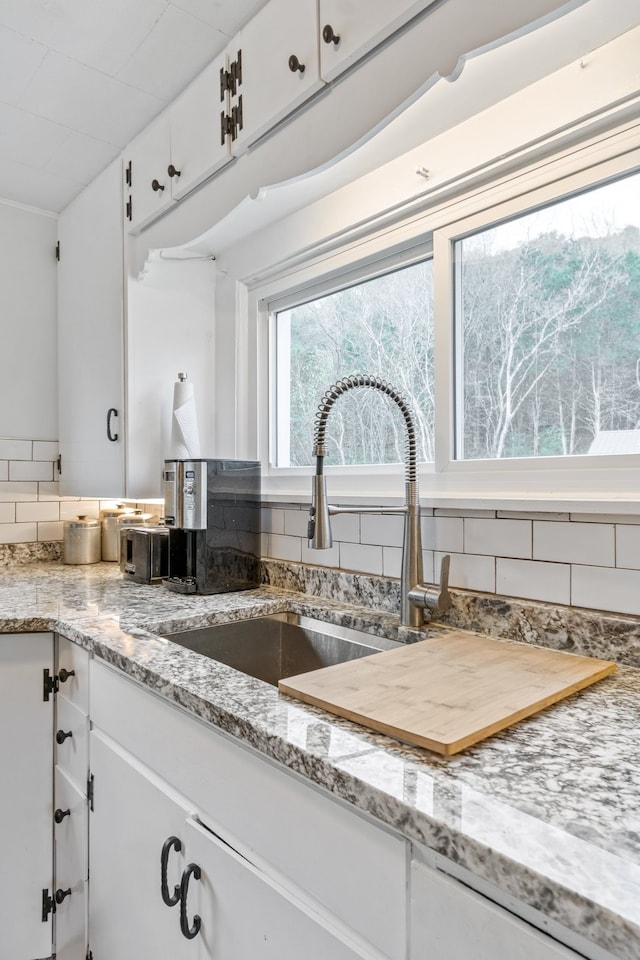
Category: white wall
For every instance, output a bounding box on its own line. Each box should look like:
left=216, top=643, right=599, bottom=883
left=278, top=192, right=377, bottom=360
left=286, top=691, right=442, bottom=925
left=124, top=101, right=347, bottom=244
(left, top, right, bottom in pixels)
left=0, top=201, right=57, bottom=439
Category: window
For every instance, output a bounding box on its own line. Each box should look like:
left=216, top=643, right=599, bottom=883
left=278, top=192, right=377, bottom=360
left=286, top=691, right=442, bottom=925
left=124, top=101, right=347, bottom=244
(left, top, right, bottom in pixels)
left=454, top=171, right=640, bottom=461
left=273, top=259, right=434, bottom=468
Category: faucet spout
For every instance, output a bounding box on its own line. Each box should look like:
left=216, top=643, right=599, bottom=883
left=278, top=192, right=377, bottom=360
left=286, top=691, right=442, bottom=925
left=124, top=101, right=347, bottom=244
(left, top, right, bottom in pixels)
left=307, top=375, right=451, bottom=627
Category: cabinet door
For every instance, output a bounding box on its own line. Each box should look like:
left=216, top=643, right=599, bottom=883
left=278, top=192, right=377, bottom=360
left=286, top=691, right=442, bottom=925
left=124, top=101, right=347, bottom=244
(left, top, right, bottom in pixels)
left=170, top=53, right=232, bottom=200
left=319, top=0, right=438, bottom=81
left=125, top=111, right=173, bottom=232
left=185, top=817, right=364, bottom=960
left=410, top=861, right=578, bottom=959
left=232, top=0, right=324, bottom=154
left=57, top=158, right=125, bottom=497
left=54, top=766, right=88, bottom=960
left=0, top=633, right=53, bottom=959
left=89, top=730, right=192, bottom=960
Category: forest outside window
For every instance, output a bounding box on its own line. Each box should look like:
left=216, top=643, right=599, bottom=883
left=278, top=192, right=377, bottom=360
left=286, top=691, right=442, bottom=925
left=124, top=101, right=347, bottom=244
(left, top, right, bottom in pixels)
left=454, top=170, right=640, bottom=462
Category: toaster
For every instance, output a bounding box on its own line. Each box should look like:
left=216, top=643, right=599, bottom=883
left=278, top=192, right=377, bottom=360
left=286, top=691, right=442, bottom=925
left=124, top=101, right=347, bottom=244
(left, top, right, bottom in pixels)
left=120, top=526, right=169, bottom=584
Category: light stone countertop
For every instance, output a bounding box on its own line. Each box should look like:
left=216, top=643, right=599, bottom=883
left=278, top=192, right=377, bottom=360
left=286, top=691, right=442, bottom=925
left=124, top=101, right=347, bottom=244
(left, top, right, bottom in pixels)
left=2, top=561, right=639, bottom=959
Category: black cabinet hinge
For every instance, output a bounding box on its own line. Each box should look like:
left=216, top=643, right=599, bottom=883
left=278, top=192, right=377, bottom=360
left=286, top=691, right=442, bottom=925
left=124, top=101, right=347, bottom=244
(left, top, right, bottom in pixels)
left=125, top=159, right=132, bottom=187
left=220, top=49, right=242, bottom=99
left=56, top=454, right=62, bottom=476
left=220, top=95, right=243, bottom=145
left=55, top=241, right=60, bottom=261
left=43, top=668, right=58, bottom=701
left=42, top=888, right=56, bottom=921
left=87, top=773, right=95, bottom=812
left=86, top=949, right=93, bottom=960
left=125, top=195, right=132, bottom=222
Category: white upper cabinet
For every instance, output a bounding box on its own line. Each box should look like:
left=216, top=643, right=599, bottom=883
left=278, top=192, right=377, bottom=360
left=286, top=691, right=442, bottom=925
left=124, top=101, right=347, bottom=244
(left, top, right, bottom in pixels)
left=230, top=0, right=324, bottom=154
left=319, top=0, right=437, bottom=81
left=57, top=158, right=125, bottom=498
left=124, top=112, right=172, bottom=233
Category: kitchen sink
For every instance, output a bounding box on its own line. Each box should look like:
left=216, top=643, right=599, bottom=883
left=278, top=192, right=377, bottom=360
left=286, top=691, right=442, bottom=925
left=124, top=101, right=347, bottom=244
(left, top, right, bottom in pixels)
left=162, top=612, right=401, bottom=686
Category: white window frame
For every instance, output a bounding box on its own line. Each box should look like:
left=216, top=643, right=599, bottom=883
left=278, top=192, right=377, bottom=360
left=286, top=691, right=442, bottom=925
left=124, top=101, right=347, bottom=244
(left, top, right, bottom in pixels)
left=248, top=121, right=640, bottom=509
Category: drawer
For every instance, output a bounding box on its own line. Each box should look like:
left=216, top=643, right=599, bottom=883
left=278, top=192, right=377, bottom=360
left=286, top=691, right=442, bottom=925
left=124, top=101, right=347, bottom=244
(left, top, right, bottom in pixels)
left=56, top=635, right=90, bottom=714
left=54, top=766, right=88, bottom=960
left=90, top=659, right=408, bottom=960
left=55, top=696, right=89, bottom=794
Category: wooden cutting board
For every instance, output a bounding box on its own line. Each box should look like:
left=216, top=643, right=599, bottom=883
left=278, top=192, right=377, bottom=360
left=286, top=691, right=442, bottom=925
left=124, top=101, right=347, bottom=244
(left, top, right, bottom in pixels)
left=278, top=631, right=616, bottom=755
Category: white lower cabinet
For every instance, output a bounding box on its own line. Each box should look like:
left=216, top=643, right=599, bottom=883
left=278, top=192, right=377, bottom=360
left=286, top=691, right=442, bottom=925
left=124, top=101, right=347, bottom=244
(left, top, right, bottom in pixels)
left=410, top=859, right=580, bottom=959
left=89, top=728, right=365, bottom=959
left=53, top=766, right=88, bottom=960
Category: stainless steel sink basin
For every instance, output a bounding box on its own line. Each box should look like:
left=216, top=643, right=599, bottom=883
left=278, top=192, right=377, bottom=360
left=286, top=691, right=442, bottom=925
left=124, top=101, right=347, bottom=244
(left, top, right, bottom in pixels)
left=162, top=612, right=401, bottom=686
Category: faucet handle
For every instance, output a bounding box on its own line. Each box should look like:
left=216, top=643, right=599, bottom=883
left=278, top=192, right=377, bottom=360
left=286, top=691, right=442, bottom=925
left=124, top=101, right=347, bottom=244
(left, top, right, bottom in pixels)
left=434, top=554, right=452, bottom=613
left=408, top=555, right=452, bottom=615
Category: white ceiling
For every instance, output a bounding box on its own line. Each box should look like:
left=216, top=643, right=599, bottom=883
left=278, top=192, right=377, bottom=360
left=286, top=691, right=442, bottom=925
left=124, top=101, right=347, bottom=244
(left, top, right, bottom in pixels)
left=0, top=0, right=268, bottom=214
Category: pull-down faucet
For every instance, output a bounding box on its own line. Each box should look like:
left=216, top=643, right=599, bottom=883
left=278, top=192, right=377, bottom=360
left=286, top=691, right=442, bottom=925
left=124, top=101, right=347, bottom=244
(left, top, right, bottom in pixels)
left=307, top=375, right=451, bottom=628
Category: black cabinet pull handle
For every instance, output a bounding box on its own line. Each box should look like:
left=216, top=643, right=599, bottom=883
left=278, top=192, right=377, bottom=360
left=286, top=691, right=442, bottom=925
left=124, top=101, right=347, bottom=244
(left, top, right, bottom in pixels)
left=322, top=24, right=340, bottom=45
left=168, top=164, right=181, bottom=178
left=179, top=863, right=202, bottom=939
left=107, top=408, right=118, bottom=442
left=54, top=808, right=71, bottom=824
left=56, top=729, right=73, bottom=745
left=152, top=178, right=165, bottom=192
left=55, top=887, right=71, bottom=905
left=161, top=836, right=182, bottom=907
left=59, top=668, right=75, bottom=683
left=288, top=54, right=305, bottom=74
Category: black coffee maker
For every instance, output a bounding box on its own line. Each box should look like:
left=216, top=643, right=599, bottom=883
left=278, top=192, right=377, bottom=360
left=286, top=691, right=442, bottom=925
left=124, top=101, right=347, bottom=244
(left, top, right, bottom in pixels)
left=163, top=458, right=261, bottom=595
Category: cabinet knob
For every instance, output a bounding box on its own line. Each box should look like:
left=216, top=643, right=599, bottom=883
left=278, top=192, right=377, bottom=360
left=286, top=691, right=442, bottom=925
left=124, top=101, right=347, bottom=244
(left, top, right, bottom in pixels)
left=151, top=179, right=165, bottom=192
left=54, top=808, right=71, bottom=824
left=288, top=54, right=305, bottom=74
left=322, top=24, right=340, bottom=45
left=161, top=836, right=182, bottom=908
left=55, top=887, right=71, bottom=906
left=179, top=863, right=202, bottom=939
left=59, top=668, right=75, bottom=684
left=167, top=164, right=181, bottom=178
left=56, top=729, right=73, bottom=745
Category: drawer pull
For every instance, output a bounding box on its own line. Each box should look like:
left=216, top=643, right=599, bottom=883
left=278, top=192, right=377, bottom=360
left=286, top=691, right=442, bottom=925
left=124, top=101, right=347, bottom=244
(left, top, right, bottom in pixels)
left=55, top=887, right=71, bottom=905
left=59, top=668, right=75, bottom=684
left=56, top=729, right=73, bottom=745
left=288, top=54, right=305, bottom=74
left=322, top=24, right=340, bottom=45
left=161, top=836, right=182, bottom=907
left=54, top=808, right=71, bottom=824
left=179, top=863, right=202, bottom=939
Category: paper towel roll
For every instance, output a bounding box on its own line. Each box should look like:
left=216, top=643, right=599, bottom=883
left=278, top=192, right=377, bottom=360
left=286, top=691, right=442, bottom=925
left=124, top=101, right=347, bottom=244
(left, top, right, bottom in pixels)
left=169, top=373, right=201, bottom=459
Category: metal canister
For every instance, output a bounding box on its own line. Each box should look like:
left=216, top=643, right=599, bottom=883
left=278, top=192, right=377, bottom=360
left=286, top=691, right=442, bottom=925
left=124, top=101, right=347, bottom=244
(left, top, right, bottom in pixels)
left=99, top=504, right=135, bottom=561
left=63, top=516, right=101, bottom=564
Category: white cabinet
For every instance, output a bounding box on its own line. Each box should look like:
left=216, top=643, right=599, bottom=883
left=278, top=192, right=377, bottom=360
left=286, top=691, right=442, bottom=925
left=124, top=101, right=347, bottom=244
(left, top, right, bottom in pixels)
left=0, top=633, right=54, bottom=959
left=230, top=0, right=324, bottom=153
left=57, top=158, right=125, bottom=497
left=89, top=729, right=364, bottom=960
left=125, top=53, right=231, bottom=233
left=319, top=0, right=438, bottom=81
left=53, top=767, right=88, bottom=960
left=410, top=860, right=580, bottom=960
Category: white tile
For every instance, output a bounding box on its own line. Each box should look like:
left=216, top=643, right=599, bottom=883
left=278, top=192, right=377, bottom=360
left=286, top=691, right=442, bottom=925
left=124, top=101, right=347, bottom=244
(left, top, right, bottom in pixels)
left=60, top=500, right=99, bottom=520
left=440, top=551, right=495, bottom=593
left=533, top=520, right=614, bottom=567
left=38, top=481, right=61, bottom=501
left=38, top=521, right=64, bottom=542
left=16, top=501, right=60, bottom=523
left=572, top=565, right=640, bottom=617
left=464, top=518, right=531, bottom=559
left=301, top=540, right=339, bottom=567
left=422, top=516, right=463, bottom=553
left=0, top=439, right=31, bottom=459
left=283, top=509, right=308, bottom=538
left=339, top=542, right=383, bottom=576
left=360, top=514, right=404, bottom=548
left=32, top=441, right=59, bottom=461
left=267, top=534, right=301, bottom=563
left=422, top=550, right=435, bottom=584
left=435, top=508, right=495, bottom=518
left=616, top=525, right=640, bottom=570
left=0, top=522, right=37, bottom=544
left=498, top=511, right=570, bottom=521
left=0, top=481, right=37, bottom=502
left=497, top=558, right=570, bottom=605
left=571, top=513, right=640, bottom=523
left=261, top=508, right=285, bottom=535
left=0, top=461, right=7, bottom=481
left=331, top=513, right=360, bottom=543
left=0, top=503, right=14, bottom=523
left=383, top=546, right=402, bottom=579
left=9, top=460, right=53, bottom=482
